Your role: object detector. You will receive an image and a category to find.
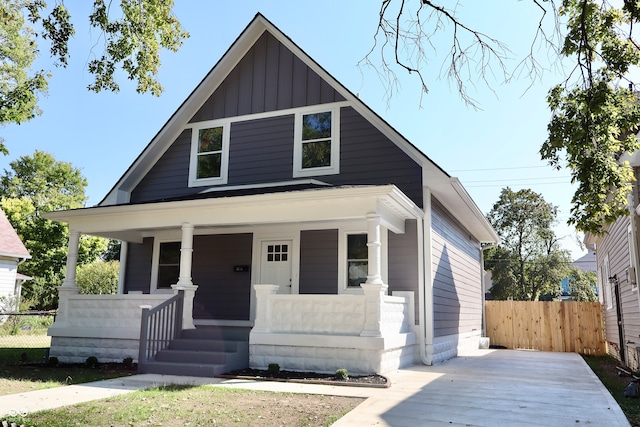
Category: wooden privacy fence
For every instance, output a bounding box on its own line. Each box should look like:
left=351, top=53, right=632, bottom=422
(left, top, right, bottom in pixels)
left=485, top=301, right=605, bottom=355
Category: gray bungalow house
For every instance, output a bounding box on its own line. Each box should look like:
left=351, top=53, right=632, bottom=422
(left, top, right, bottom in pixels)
left=45, top=14, right=497, bottom=376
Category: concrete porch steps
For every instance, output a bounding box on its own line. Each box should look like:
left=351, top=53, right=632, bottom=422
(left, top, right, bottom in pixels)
left=139, top=326, right=250, bottom=377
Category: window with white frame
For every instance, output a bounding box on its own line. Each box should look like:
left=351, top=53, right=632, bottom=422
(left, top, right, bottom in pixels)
left=189, top=120, right=229, bottom=186
left=157, top=242, right=180, bottom=289
left=347, top=233, right=368, bottom=287
left=293, top=107, right=339, bottom=177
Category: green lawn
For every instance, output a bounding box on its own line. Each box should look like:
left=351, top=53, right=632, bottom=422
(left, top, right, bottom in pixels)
left=3, top=385, right=363, bottom=427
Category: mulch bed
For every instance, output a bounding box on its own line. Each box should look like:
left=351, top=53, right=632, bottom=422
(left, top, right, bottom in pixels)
left=219, top=368, right=390, bottom=388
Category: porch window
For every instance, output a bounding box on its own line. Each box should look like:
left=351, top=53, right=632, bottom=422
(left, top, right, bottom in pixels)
left=189, top=120, right=229, bottom=187
left=293, top=107, right=340, bottom=177
left=347, top=234, right=368, bottom=287
left=158, top=242, right=180, bottom=289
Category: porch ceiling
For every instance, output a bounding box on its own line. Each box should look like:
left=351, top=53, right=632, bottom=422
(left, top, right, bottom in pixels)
left=44, top=185, right=423, bottom=242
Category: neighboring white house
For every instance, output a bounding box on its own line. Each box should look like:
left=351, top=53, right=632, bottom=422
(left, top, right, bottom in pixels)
left=0, top=209, right=31, bottom=311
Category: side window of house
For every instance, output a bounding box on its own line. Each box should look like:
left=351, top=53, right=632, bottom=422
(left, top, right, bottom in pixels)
left=347, top=234, right=368, bottom=287
left=189, top=121, right=229, bottom=186
left=293, top=108, right=339, bottom=177
left=158, top=242, right=180, bottom=289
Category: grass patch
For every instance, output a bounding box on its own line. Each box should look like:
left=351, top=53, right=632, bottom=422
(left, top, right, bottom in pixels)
left=0, top=346, right=49, bottom=364
left=583, top=354, right=640, bottom=426
left=0, top=363, right=136, bottom=396
left=5, top=385, right=364, bottom=427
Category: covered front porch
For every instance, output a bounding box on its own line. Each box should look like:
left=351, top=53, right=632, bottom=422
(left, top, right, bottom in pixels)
left=45, top=184, right=424, bottom=375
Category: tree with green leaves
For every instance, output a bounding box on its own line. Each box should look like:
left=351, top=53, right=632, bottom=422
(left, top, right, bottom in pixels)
left=369, top=1, right=640, bottom=234
left=567, top=267, right=598, bottom=302
left=0, top=0, right=188, bottom=152
left=0, top=151, right=106, bottom=309
left=76, top=260, right=120, bottom=295
left=485, top=188, right=571, bottom=301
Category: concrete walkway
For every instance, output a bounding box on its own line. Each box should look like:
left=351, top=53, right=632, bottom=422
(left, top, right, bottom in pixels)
left=0, top=349, right=630, bottom=426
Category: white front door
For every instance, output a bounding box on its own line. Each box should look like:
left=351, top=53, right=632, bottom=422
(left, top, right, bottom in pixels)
left=260, top=240, right=292, bottom=294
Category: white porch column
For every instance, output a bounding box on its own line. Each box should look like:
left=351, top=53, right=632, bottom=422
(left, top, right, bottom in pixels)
left=56, top=229, right=81, bottom=326
left=360, top=283, right=389, bottom=337
left=171, top=223, right=198, bottom=329
left=61, top=229, right=81, bottom=288
left=365, top=213, right=384, bottom=285
left=252, top=285, right=279, bottom=333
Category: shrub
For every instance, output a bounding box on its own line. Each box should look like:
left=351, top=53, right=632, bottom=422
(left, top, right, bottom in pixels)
left=85, top=356, right=99, bottom=368
left=335, top=368, right=349, bottom=380
left=48, top=356, right=59, bottom=366
left=76, top=261, right=120, bottom=295
left=267, top=363, right=280, bottom=376
left=123, top=357, right=134, bottom=368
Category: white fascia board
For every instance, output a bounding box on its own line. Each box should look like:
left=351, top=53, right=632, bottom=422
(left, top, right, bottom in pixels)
left=46, top=185, right=422, bottom=241
left=425, top=171, right=498, bottom=244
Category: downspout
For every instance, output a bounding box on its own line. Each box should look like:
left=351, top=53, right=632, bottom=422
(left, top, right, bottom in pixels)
left=418, top=188, right=434, bottom=365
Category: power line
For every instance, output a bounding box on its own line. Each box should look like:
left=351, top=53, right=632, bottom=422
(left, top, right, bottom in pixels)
left=449, top=165, right=552, bottom=173
left=466, top=181, right=571, bottom=188
left=464, top=176, right=571, bottom=184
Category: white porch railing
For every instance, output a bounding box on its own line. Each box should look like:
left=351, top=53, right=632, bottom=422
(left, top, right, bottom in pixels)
left=253, top=284, right=412, bottom=336
left=250, top=284, right=416, bottom=374
left=47, top=293, right=171, bottom=363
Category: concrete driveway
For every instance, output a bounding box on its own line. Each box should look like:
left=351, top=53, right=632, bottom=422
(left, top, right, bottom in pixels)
left=333, top=349, right=630, bottom=426
left=0, top=349, right=630, bottom=426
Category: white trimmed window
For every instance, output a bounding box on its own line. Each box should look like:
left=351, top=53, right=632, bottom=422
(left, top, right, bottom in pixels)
left=151, top=240, right=180, bottom=292
left=337, top=227, right=387, bottom=294
left=347, top=233, right=368, bottom=287
left=293, top=106, right=340, bottom=177
left=189, top=120, right=230, bottom=186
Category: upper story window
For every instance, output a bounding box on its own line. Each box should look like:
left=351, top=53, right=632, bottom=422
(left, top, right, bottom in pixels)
left=293, top=106, right=340, bottom=177
left=189, top=120, right=229, bottom=187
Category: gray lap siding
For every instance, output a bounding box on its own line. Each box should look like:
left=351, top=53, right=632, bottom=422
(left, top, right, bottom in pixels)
left=431, top=198, right=483, bottom=337
left=388, top=220, right=420, bottom=321
left=123, top=237, right=153, bottom=293
left=191, top=234, right=253, bottom=320
left=131, top=106, right=423, bottom=207
left=299, top=229, right=339, bottom=294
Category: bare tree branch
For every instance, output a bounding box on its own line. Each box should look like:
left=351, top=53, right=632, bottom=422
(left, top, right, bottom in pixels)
left=361, top=0, right=562, bottom=109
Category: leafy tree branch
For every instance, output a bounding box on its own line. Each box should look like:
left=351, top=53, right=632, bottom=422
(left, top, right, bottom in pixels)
left=0, top=0, right=189, bottom=153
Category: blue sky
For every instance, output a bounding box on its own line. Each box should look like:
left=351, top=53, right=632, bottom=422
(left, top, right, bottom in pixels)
left=0, top=1, right=586, bottom=258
